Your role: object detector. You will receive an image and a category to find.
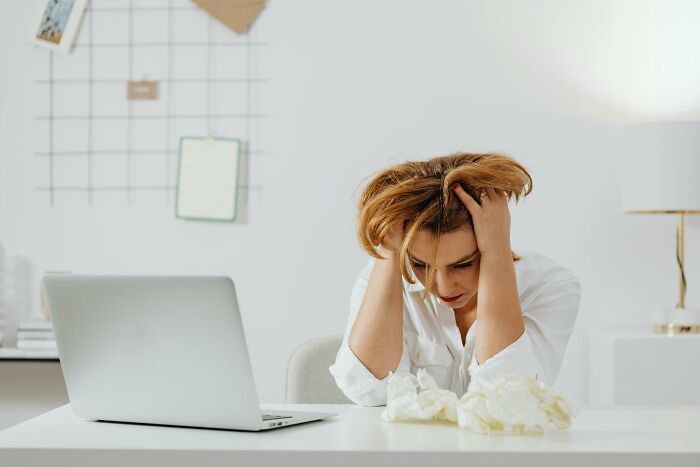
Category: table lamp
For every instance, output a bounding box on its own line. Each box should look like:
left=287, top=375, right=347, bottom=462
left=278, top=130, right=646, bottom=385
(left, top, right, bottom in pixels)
left=622, top=122, right=700, bottom=334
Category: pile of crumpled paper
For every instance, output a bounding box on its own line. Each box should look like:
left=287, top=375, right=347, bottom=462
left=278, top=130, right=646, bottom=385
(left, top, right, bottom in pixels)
left=382, top=369, right=578, bottom=435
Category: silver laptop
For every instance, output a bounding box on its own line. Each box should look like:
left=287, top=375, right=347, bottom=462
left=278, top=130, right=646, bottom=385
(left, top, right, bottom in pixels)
left=42, top=274, right=336, bottom=431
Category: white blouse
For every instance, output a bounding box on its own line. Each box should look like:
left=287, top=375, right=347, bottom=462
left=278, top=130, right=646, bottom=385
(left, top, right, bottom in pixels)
left=328, top=251, right=581, bottom=407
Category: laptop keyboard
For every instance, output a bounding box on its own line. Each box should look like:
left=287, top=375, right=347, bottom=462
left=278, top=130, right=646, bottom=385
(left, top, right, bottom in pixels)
left=262, top=413, right=293, bottom=421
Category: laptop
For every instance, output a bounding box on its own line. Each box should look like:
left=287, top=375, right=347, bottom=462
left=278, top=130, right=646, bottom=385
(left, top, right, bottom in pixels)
left=41, top=274, right=337, bottom=431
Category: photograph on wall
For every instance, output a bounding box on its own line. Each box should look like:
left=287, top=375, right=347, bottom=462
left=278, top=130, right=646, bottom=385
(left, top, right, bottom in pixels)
left=27, top=0, right=88, bottom=54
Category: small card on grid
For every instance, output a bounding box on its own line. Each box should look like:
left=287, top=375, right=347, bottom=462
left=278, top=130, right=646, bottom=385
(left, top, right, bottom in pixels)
left=176, top=137, right=241, bottom=222
left=127, top=80, right=159, bottom=100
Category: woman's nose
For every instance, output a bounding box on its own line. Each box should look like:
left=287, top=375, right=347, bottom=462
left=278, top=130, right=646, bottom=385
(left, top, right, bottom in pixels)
left=434, top=270, right=458, bottom=296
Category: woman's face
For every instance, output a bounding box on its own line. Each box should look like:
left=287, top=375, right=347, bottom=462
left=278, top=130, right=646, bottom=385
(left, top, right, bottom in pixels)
left=407, top=227, right=480, bottom=310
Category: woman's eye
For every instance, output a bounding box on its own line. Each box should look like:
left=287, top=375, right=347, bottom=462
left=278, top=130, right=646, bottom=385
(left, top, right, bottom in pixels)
left=411, top=261, right=472, bottom=269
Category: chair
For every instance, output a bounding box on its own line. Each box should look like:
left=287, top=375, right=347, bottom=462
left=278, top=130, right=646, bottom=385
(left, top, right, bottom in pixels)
left=285, top=335, right=352, bottom=404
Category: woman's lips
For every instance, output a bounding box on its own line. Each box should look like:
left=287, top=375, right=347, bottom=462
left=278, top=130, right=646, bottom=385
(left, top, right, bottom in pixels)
left=440, top=293, right=463, bottom=303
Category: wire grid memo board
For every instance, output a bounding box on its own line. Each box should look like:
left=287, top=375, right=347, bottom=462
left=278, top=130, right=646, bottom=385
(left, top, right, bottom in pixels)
left=33, top=0, right=266, bottom=209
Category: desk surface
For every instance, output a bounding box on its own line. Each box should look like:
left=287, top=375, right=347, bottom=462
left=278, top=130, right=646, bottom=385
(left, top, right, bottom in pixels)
left=1, top=403, right=699, bottom=467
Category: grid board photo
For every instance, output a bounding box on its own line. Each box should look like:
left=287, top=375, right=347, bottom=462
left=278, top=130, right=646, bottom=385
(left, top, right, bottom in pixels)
left=32, top=0, right=266, bottom=208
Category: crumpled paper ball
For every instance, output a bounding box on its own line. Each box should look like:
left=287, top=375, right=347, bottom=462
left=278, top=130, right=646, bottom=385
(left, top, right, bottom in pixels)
left=382, top=369, right=578, bottom=435
left=382, top=369, right=458, bottom=422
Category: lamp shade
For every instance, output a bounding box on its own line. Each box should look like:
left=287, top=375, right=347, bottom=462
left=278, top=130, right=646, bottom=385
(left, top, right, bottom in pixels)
left=621, top=122, right=700, bottom=213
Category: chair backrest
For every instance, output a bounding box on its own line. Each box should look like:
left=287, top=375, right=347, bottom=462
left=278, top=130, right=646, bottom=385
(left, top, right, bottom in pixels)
left=285, top=335, right=352, bottom=404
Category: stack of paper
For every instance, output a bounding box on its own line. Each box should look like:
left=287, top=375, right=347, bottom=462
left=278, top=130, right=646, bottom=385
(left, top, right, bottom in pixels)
left=0, top=244, right=5, bottom=346
left=16, top=319, right=56, bottom=350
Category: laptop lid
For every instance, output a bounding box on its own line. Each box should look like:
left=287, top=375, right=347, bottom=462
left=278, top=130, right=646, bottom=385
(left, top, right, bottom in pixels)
left=42, top=275, right=266, bottom=430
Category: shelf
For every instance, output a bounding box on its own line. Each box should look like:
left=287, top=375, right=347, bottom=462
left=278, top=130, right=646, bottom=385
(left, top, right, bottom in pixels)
left=0, top=348, right=59, bottom=361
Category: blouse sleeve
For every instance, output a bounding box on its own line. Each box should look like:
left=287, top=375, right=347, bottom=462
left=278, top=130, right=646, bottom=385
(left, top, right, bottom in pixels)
left=467, top=265, right=581, bottom=387
left=328, top=258, right=412, bottom=406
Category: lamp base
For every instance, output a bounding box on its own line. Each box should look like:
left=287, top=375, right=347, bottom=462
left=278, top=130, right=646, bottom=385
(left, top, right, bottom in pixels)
left=651, top=308, right=700, bottom=334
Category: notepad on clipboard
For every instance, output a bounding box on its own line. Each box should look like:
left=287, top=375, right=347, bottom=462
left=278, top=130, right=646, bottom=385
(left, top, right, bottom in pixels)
left=176, top=137, right=241, bottom=222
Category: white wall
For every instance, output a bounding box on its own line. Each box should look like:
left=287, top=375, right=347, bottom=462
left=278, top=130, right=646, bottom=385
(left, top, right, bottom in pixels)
left=1, top=0, right=699, bottom=405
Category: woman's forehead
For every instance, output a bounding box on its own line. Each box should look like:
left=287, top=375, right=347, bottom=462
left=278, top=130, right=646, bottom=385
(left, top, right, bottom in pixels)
left=408, top=228, right=477, bottom=263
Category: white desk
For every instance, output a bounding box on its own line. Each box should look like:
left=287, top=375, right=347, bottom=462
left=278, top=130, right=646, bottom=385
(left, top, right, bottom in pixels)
left=0, top=403, right=698, bottom=467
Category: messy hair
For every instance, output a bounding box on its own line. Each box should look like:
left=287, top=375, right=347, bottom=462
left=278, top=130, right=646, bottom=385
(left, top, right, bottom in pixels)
left=356, top=152, right=532, bottom=300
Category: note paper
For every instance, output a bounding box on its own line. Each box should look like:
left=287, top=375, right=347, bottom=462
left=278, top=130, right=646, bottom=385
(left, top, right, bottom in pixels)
left=176, top=137, right=240, bottom=222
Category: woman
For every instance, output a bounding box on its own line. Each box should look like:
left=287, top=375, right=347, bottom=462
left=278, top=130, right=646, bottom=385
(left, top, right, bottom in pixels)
left=329, top=152, right=581, bottom=407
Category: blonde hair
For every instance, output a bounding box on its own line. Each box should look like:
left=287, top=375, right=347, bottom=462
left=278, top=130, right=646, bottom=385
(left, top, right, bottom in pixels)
left=356, top=152, right=532, bottom=300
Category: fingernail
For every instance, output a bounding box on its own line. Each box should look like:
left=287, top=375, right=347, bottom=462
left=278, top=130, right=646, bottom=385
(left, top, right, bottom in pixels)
left=451, top=182, right=459, bottom=190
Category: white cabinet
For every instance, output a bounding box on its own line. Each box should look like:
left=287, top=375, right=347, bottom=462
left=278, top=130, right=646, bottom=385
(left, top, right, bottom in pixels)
left=589, top=328, right=700, bottom=405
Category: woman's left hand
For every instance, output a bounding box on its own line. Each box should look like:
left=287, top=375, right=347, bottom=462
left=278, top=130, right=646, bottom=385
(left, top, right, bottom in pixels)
left=450, top=184, right=512, bottom=259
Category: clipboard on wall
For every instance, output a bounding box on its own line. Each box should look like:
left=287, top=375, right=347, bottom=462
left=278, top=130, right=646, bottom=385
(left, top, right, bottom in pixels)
left=175, top=136, right=241, bottom=222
